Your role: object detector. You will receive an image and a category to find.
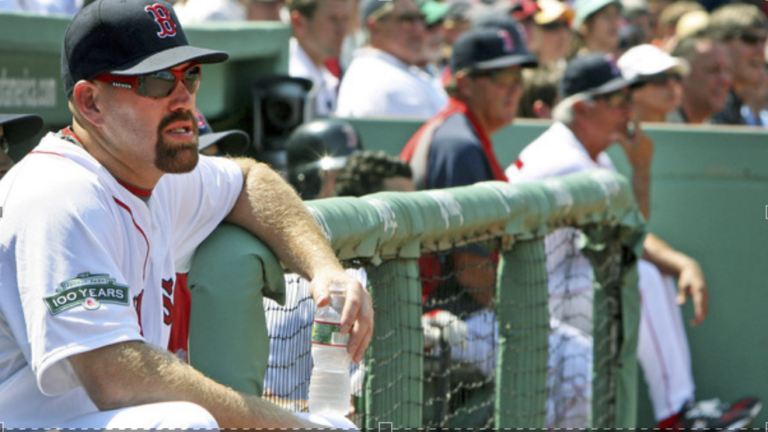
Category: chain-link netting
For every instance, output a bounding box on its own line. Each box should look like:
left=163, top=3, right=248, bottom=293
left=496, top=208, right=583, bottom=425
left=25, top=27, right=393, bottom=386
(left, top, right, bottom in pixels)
left=419, top=241, right=499, bottom=430
left=261, top=233, right=627, bottom=431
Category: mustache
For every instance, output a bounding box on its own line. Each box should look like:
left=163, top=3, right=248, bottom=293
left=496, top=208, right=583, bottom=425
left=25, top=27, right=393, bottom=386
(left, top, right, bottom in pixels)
left=158, top=110, right=199, bottom=135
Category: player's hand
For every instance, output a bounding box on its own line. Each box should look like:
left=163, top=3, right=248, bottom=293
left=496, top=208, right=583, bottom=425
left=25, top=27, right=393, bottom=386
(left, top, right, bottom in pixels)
left=310, top=269, right=373, bottom=364
left=612, top=118, right=654, bottom=172
left=676, top=260, right=708, bottom=326
left=422, top=310, right=468, bottom=350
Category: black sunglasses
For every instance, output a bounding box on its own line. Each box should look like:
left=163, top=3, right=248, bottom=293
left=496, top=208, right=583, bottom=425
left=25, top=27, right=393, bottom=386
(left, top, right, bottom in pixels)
left=392, top=12, right=426, bottom=25
left=539, top=20, right=570, bottom=31
left=594, top=90, right=632, bottom=108
left=645, top=72, right=682, bottom=86
left=739, top=32, right=767, bottom=46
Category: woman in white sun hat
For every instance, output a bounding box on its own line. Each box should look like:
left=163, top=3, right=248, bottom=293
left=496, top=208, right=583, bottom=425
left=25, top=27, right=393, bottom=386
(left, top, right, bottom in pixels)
left=618, top=43, right=689, bottom=122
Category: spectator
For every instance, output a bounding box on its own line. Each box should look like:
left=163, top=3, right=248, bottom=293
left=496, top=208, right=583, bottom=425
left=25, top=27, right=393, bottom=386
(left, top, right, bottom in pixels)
left=528, top=0, right=575, bottom=66
left=653, top=1, right=704, bottom=52
left=624, top=5, right=654, bottom=44
left=175, top=0, right=285, bottom=23
left=570, top=0, right=622, bottom=58
left=418, top=0, right=451, bottom=77
left=0, top=114, right=44, bottom=181
left=335, top=150, right=416, bottom=197
left=174, top=0, right=249, bottom=22
left=517, top=64, right=564, bottom=119
left=618, top=43, right=687, bottom=122
left=507, top=52, right=761, bottom=431
left=0, top=0, right=82, bottom=14
left=674, top=10, right=709, bottom=40
left=247, top=0, right=285, bottom=21
left=508, top=0, right=540, bottom=51
left=0, top=0, right=372, bottom=428
left=336, top=0, right=448, bottom=118
left=441, top=0, right=473, bottom=46
left=709, top=3, right=768, bottom=126
left=288, top=0, right=350, bottom=116
left=645, top=0, right=673, bottom=40
left=667, top=35, right=732, bottom=124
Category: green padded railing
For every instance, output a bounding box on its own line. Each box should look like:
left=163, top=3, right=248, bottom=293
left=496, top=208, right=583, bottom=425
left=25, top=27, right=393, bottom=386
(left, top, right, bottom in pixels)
left=191, top=168, right=645, bottom=429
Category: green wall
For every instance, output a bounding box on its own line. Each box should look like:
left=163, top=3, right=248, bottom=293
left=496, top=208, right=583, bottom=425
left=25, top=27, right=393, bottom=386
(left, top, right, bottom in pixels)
left=346, top=117, right=768, bottom=428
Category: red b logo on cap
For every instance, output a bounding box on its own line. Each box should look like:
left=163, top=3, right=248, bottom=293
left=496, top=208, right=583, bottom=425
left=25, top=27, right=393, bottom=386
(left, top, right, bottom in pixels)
left=498, top=30, right=515, bottom=53
left=145, top=4, right=177, bottom=38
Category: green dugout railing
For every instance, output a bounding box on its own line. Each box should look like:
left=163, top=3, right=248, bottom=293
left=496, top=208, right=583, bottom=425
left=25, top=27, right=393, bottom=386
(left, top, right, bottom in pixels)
left=193, top=169, right=645, bottom=429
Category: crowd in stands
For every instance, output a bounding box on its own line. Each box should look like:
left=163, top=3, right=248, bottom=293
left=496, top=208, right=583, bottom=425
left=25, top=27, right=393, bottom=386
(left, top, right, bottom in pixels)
left=6, top=0, right=768, bottom=127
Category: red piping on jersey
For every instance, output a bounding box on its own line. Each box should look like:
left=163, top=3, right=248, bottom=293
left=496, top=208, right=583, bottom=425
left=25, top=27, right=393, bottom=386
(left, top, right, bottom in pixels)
left=29, top=151, right=65, bottom=158
left=113, top=198, right=150, bottom=281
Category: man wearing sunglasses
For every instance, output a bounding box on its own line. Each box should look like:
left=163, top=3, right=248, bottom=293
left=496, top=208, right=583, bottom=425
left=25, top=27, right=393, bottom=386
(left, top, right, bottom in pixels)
left=0, top=0, right=372, bottom=429
left=0, top=114, right=44, bottom=181
left=336, top=0, right=447, bottom=119
left=507, top=53, right=761, bottom=431
left=709, top=3, right=768, bottom=126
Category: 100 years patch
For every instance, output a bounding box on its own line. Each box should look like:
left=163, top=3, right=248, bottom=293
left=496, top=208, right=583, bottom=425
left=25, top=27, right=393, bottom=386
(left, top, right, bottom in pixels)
left=44, top=272, right=129, bottom=315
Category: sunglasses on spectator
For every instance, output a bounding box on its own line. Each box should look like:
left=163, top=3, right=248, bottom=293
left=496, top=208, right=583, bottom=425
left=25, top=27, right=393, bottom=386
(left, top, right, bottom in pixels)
left=645, top=72, right=681, bottom=86
left=93, top=63, right=202, bottom=99
left=539, top=20, right=570, bottom=31
left=739, top=32, right=767, bottom=46
left=472, top=68, right=523, bottom=87
left=388, top=12, right=426, bottom=24
left=594, top=90, right=632, bottom=108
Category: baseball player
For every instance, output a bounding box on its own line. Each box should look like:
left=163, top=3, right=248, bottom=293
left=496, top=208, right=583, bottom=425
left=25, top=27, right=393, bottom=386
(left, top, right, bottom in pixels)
left=506, top=53, right=761, bottom=430
left=0, top=0, right=372, bottom=429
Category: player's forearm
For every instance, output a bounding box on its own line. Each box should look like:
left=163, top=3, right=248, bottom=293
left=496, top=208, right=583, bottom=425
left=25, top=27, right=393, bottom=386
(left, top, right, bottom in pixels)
left=226, top=158, right=343, bottom=280
left=641, top=232, right=697, bottom=278
left=70, top=341, right=316, bottom=428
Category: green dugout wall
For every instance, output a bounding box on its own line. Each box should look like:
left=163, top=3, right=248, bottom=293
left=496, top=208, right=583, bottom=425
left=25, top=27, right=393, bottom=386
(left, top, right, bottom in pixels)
left=347, top=118, right=768, bottom=428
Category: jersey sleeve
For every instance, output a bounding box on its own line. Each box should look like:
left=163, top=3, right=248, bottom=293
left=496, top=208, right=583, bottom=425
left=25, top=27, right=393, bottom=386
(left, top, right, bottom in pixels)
left=5, top=164, right=145, bottom=396
left=159, top=156, right=243, bottom=272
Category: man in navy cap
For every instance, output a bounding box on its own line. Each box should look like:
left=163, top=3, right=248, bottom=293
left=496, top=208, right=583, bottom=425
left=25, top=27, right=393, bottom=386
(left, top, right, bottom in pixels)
left=0, top=114, right=44, bottom=180
left=0, top=0, right=372, bottom=429
left=401, top=25, right=536, bottom=312
left=507, top=53, right=761, bottom=430
left=400, top=28, right=537, bottom=423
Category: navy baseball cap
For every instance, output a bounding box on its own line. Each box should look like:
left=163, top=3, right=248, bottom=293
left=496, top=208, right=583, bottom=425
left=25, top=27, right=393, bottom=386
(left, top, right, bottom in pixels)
left=195, top=110, right=249, bottom=156
left=0, top=114, right=44, bottom=146
left=62, top=0, right=229, bottom=96
left=561, top=52, right=645, bottom=98
left=450, top=27, right=538, bottom=73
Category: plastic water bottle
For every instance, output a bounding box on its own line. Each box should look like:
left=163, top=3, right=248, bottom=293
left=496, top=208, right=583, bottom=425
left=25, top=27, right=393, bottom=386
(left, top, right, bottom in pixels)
left=308, top=284, right=352, bottom=416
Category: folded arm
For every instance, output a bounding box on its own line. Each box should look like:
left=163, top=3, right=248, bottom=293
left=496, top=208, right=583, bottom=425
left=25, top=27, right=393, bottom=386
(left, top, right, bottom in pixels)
left=70, top=341, right=319, bottom=428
